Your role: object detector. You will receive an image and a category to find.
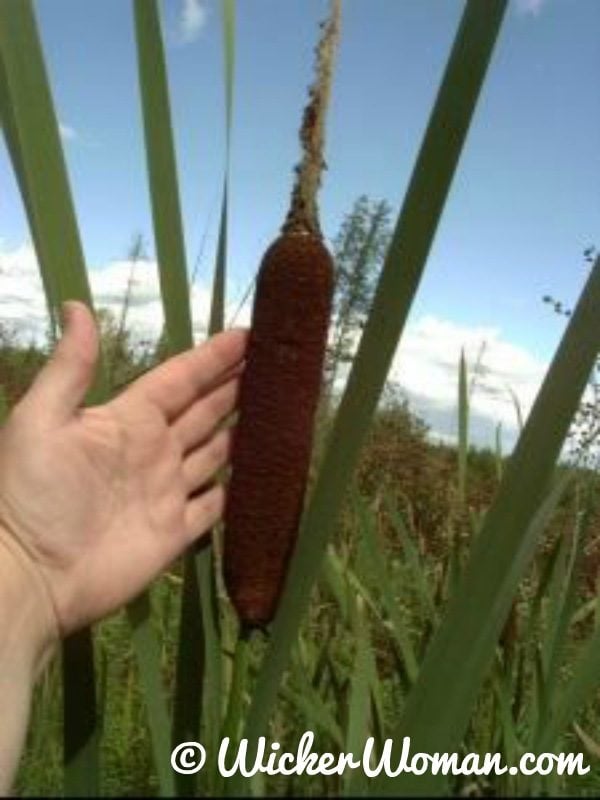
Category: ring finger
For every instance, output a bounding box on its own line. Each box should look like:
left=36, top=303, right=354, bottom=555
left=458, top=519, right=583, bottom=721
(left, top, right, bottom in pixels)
left=182, top=426, right=233, bottom=494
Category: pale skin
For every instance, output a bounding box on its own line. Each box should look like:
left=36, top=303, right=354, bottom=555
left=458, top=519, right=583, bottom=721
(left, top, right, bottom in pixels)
left=0, top=301, right=248, bottom=792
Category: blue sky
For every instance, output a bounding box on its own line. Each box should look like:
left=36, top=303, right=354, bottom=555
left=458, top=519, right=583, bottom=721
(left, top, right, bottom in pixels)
left=1, top=0, right=599, bottom=446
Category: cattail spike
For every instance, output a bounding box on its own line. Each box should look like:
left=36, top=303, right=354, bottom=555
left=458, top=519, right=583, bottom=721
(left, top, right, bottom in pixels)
left=223, top=233, right=334, bottom=627
left=223, top=2, right=341, bottom=629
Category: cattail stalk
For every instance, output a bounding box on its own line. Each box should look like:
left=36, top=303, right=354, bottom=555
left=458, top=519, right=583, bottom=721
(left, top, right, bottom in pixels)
left=223, top=0, right=341, bottom=628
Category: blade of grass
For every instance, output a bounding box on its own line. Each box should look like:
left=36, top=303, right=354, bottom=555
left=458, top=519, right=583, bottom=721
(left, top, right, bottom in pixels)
left=541, top=530, right=571, bottom=669
left=220, top=634, right=250, bottom=745
left=458, top=349, right=468, bottom=504
left=495, top=423, right=503, bottom=481
left=573, top=723, right=600, bottom=761
left=207, top=0, right=234, bottom=338
left=382, top=490, right=437, bottom=623
left=214, top=633, right=249, bottom=796
left=376, top=257, right=600, bottom=796
left=543, top=517, right=584, bottom=680
left=321, top=546, right=351, bottom=621
left=507, top=385, right=525, bottom=433
left=279, top=682, right=344, bottom=751
left=534, top=497, right=593, bottom=748
left=195, top=553, right=223, bottom=794
left=354, top=495, right=419, bottom=684
left=0, top=386, right=8, bottom=424
left=286, top=643, right=345, bottom=749
left=343, top=596, right=373, bottom=797
left=535, top=618, right=600, bottom=754
left=209, top=184, right=228, bottom=335
left=236, top=5, right=508, bottom=781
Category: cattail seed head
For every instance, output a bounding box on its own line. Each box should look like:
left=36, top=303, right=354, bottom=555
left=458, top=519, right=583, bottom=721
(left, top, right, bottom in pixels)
left=223, top=231, right=334, bottom=627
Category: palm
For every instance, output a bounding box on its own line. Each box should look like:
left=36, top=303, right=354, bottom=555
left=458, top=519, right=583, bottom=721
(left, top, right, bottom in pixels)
left=0, top=303, right=246, bottom=634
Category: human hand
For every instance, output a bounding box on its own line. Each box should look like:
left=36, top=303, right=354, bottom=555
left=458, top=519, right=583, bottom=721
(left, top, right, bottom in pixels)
left=0, top=301, right=247, bottom=644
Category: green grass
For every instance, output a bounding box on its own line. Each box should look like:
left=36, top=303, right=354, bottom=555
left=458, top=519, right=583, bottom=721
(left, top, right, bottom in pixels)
left=12, top=384, right=600, bottom=795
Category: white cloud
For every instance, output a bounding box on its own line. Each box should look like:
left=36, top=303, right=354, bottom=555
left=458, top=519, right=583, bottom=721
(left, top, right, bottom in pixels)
left=515, top=0, right=547, bottom=16
left=0, top=241, right=239, bottom=349
left=0, top=240, right=582, bottom=454
left=387, top=315, right=550, bottom=449
left=178, top=0, right=207, bottom=44
left=58, top=122, right=78, bottom=142
left=390, top=315, right=546, bottom=430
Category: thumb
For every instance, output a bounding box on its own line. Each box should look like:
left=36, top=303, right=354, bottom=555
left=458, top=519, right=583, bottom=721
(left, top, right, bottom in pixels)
left=25, top=301, right=99, bottom=424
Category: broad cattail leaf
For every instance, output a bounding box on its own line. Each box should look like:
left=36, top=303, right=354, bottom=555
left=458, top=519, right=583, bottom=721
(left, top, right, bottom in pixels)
left=0, top=2, right=110, bottom=793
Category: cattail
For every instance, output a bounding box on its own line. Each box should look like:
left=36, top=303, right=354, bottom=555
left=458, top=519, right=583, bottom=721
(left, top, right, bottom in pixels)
left=223, top=0, right=341, bottom=628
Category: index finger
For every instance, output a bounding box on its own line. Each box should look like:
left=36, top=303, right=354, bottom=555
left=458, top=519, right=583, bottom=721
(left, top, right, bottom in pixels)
left=129, top=328, right=249, bottom=419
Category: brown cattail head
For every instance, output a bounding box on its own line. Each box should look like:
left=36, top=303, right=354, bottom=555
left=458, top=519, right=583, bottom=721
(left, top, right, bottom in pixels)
left=223, top=2, right=340, bottom=628
left=223, top=231, right=334, bottom=627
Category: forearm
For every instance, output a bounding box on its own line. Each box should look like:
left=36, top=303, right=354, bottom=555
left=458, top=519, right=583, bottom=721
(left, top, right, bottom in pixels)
left=0, top=534, right=57, bottom=794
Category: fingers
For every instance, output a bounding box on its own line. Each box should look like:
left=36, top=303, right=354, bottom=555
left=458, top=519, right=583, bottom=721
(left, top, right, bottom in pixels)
left=182, top=427, right=232, bottom=493
left=20, top=301, right=99, bottom=425
left=130, top=328, right=248, bottom=420
left=173, top=376, right=240, bottom=454
left=183, top=483, right=226, bottom=544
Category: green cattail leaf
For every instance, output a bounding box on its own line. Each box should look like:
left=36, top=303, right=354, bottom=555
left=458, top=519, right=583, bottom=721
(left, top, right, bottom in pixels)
left=534, top=496, right=592, bottom=748
left=208, top=184, right=228, bottom=336
left=495, top=423, right=503, bottom=481
left=237, top=3, right=508, bottom=777
left=382, top=490, right=437, bottom=624
left=0, top=2, right=112, bottom=792
left=132, top=2, right=197, bottom=794
left=222, top=0, right=235, bottom=158
left=279, top=682, right=344, bottom=750
left=0, top=54, right=58, bottom=339
left=492, top=671, right=522, bottom=782
left=458, top=349, right=468, bottom=504
left=171, top=558, right=204, bottom=796
left=126, top=596, right=176, bottom=797
left=0, top=0, right=106, bottom=399
left=536, top=616, right=600, bottom=755
left=208, top=0, right=234, bottom=338
left=321, top=546, right=351, bottom=621
left=343, top=597, right=373, bottom=797
left=220, top=634, right=250, bottom=746
left=195, top=6, right=236, bottom=789
left=133, top=0, right=192, bottom=353
left=354, top=495, right=418, bottom=684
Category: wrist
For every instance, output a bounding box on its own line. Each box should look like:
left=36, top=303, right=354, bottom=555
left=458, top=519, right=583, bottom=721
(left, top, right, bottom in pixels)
left=0, top=528, right=58, bottom=793
left=0, top=528, right=58, bottom=679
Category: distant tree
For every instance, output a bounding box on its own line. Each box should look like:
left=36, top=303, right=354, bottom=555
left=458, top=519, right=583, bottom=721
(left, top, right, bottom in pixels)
left=325, top=195, right=392, bottom=395
left=543, top=245, right=599, bottom=469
